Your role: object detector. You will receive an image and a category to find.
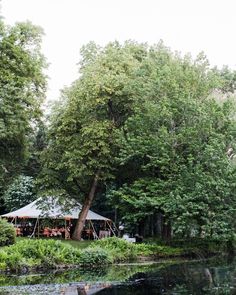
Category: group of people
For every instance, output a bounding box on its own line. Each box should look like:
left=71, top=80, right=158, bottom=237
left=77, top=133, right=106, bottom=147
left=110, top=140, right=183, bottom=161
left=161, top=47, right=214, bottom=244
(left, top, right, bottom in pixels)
left=14, top=223, right=74, bottom=239
left=43, top=226, right=70, bottom=239
left=15, top=225, right=33, bottom=237
left=14, top=221, right=115, bottom=240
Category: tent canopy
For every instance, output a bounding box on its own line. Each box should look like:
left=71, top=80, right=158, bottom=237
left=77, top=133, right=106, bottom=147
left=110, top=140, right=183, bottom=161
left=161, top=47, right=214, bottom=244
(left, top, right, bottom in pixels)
left=1, top=197, right=110, bottom=221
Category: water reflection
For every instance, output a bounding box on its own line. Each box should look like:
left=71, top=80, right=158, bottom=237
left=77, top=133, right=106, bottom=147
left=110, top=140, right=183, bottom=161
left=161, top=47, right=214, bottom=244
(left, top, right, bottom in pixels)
left=97, top=257, right=236, bottom=295
left=0, top=257, right=236, bottom=294
left=0, top=264, right=155, bottom=286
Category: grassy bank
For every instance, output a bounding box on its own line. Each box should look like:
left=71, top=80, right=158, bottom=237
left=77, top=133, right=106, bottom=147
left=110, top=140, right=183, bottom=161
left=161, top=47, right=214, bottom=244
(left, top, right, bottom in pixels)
left=0, top=237, right=229, bottom=273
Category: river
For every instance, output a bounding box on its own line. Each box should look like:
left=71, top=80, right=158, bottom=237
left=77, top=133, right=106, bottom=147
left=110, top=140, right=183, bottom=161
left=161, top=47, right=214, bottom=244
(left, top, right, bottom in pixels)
left=0, top=256, right=235, bottom=294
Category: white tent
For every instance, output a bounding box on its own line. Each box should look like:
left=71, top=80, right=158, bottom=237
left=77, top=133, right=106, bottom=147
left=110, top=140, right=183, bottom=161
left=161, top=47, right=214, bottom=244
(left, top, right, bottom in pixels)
left=1, top=198, right=110, bottom=221
left=1, top=198, right=115, bottom=239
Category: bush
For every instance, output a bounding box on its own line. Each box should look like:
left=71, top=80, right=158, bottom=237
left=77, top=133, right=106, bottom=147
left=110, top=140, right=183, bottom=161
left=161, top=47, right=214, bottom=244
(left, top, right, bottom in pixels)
left=93, top=237, right=138, bottom=262
left=79, top=247, right=112, bottom=266
left=135, top=243, right=183, bottom=257
left=0, top=219, right=16, bottom=246
left=93, top=237, right=184, bottom=261
left=0, top=239, right=81, bottom=271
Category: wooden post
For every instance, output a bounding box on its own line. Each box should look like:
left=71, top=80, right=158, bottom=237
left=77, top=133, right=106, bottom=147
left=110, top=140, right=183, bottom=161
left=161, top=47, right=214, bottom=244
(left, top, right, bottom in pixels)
left=88, top=220, right=91, bottom=240
left=114, top=207, right=117, bottom=225
left=107, top=221, right=116, bottom=236
left=64, top=219, right=66, bottom=240
left=90, top=220, right=98, bottom=240
left=37, top=218, right=40, bottom=238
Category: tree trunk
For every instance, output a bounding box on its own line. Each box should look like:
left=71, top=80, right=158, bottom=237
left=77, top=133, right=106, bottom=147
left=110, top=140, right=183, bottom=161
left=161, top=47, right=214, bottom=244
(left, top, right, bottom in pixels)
left=162, top=219, right=172, bottom=241
left=72, top=173, right=99, bottom=240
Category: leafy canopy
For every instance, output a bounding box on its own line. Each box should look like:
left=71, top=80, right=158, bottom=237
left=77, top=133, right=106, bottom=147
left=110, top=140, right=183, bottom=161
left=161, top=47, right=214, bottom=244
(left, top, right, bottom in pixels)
left=40, top=41, right=147, bottom=200
left=3, top=175, right=36, bottom=212
left=109, top=44, right=236, bottom=238
left=0, top=20, right=46, bottom=193
left=41, top=40, right=236, bottom=238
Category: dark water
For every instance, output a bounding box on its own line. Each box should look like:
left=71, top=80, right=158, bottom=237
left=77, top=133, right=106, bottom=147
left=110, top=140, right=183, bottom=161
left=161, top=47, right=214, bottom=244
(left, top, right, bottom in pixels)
left=0, top=257, right=236, bottom=294
left=97, top=257, right=236, bottom=295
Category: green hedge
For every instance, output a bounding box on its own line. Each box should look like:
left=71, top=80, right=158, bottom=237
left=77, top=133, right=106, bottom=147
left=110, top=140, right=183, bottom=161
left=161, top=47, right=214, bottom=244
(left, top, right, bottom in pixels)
left=0, top=219, right=16, bottom=246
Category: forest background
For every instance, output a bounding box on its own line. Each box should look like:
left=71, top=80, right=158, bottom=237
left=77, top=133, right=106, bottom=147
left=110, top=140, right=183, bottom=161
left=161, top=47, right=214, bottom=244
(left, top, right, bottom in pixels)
left=1, top=4, right=236, bottom=240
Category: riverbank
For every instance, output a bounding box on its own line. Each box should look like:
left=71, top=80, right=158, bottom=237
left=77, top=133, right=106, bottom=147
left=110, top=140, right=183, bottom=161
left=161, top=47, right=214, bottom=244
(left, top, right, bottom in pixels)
left=0, top=282, right=111, bottom=295
left=0, top=237, right=230, bottom=274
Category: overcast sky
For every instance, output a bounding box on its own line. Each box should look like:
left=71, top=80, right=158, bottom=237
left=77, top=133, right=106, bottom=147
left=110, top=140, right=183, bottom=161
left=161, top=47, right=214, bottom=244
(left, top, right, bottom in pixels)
left=2, top=0, right=236, bottom=102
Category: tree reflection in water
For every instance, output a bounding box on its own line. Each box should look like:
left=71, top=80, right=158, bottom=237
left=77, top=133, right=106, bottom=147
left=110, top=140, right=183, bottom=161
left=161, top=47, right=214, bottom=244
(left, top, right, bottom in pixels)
left=96, top=257, right=236, bottom=295
left=0, top=257, right=236, bottom=294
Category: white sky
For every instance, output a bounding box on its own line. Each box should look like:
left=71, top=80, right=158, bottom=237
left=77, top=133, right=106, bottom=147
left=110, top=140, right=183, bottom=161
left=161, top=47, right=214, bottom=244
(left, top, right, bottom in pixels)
left=2, top=0, right=236, bottom=102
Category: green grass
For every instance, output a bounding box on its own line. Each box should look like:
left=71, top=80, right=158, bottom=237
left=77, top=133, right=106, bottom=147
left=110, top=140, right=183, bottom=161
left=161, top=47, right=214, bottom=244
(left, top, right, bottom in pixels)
left=15, top=237, right=93, bottom=250
left=60, top=239, right=93, bottom=249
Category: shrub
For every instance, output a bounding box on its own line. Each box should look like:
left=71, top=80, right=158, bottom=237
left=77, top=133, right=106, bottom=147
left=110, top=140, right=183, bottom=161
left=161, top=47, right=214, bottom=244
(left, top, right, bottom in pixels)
left=135, top=244, right=183, bottom=257
left=93, top=237, right=184, bottom=261
left=79, top=247, right=112, bottom=266
left=0, top=219, right=16, bottom=246
left=9, top=239, right=81, bottom=264
left=0, top=239, right=81, bottom=271
left=93, top=237, right=138, bottom=262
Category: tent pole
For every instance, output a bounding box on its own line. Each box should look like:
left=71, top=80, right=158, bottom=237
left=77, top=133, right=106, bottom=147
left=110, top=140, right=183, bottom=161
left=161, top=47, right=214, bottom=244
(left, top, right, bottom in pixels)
left=64, top=219, right=66, bottom=240
left=31, top=218, right=38, bottom=238
left=88, top=220, right=91, bottom=240
left=37, top=218, right=40, bottom=238
left=90, top=220, right=98, bottom=240
left=112, top=221, right=119, bottom=234
left=107, top=221, right=116, bottom=236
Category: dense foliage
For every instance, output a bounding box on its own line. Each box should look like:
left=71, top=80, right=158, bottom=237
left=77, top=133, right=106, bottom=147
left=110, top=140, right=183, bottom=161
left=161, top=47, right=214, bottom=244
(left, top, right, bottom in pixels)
left=0, top=237, right=186, bottom=272
left=93, top=237, right=138, bottom=262
left=79, top=246, right=112, bottom=265
left=112, top=93, right=236, bottom=238
left=0, top=219, right=15, bottom=246
left=40, top=41, right=148, bottom=239
left=41, top=41, right=236, bottom=240
left=0, top=239, right=81, bottom=271
left=92, top=237, right=183, bottom=261
left=3, top=175, right=36, bottom=211
left=108, top=45, right=236, bottom=239
left=0, top=20, right=46, bottom=205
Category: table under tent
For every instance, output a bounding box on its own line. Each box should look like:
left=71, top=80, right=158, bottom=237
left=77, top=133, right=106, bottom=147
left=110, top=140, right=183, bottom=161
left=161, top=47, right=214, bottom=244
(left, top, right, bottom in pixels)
left=1, top=197, right=116, bottom=240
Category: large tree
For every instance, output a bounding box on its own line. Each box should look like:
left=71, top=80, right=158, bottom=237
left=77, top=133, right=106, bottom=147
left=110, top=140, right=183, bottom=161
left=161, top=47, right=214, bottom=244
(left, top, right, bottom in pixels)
left=41, top=41, right=147, bottom=240
left=41, top=41, right=236, bottom=240
left=110, top=47, right=236, bottom=239
left=0, top=20, right=46, bottom=197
